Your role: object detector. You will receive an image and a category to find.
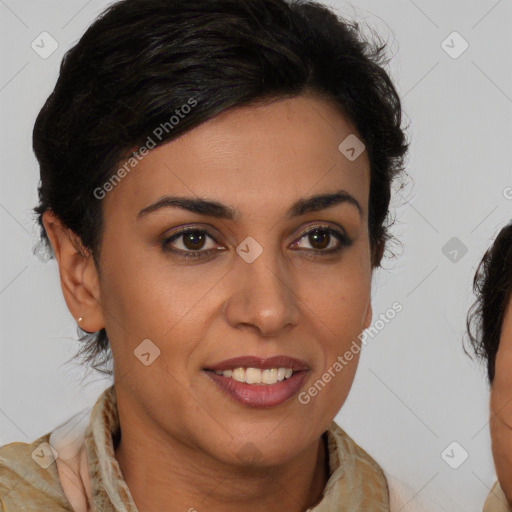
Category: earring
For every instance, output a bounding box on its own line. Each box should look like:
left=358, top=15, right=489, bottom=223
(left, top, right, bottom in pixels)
left=78, top=317, right=83, bottom=323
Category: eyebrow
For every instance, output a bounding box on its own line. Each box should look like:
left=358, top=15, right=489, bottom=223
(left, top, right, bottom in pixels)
left=137, top=189, right=363, bottom=221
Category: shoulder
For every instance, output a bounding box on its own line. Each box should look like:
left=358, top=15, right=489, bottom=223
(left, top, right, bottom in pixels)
left=385, top=472, right=442, bottom=512
left=326, top=423, right=434, bottom=512
left=0, top=431, right=72, bottom=511
left=328, top=421, right=386, bottom=476
left=326, top=421, right=389, bottom=500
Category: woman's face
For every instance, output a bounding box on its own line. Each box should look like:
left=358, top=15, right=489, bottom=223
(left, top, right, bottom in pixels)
left=491, top=297, right=512, bottom=497
left=84, top=94, right=373, bottom=465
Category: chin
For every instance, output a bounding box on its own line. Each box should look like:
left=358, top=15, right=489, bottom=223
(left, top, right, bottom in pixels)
left=211, top=433, right=306, bottom=468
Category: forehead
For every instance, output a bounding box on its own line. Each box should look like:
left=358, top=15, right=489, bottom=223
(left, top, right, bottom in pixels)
left=102, top=94, right=370, bottom=220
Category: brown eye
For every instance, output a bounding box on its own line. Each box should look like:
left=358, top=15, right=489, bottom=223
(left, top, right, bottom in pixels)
left=293, top=226, right=351, bottom=254
left=182, top=231, right=207, bottom=251
left=162, top=228, right=221, bottom=258
left=308, top=228, right=330, bottom=250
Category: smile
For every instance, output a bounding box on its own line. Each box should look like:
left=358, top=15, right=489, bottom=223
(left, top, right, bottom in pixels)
left=204, top=369, right=309, bottom=408
left=213, top=367, right=294, bottom=385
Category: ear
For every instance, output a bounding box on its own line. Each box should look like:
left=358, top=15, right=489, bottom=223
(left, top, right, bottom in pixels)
left=363, top=302, right=373, bottom=330
left=42, top=210, right=104, bottom=333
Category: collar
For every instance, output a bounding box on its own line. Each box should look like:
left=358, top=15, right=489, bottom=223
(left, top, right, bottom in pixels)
left=50, top=384, right=389, bottom=511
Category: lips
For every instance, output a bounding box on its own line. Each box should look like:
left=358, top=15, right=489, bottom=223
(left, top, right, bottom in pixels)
left=204, top=355, right=310, bottom=372
left=204, top=369, right=309, bottom=408
left=203, top=355, right=311, bottom=407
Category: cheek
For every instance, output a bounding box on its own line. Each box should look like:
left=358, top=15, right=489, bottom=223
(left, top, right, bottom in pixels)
left=490, top=416, right=512, bottom=501
left=298, top=263, right=370, bottom=415
left=98, top=244, right=230, bottom=379
left=312, top=252, right=372, bottom=334
left=491, top=332, right=512, bottom=416
left=99, top=241, right=206, bottom=329
left=490, top=328, right=512, bottom=497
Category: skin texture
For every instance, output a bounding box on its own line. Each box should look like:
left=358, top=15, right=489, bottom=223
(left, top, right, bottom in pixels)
left=490, top=298, right=512, bottom=502
left=43, top=94, right=374, bottom=512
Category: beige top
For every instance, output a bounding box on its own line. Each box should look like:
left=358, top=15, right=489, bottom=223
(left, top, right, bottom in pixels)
left=483, top=481, right=512, bottom=511
left=0, top=385, right=393, bottom=511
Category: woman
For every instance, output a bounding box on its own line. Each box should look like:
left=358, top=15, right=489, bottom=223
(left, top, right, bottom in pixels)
left=0, top=0, right=408, bottom=510
left=467, top=221, right=512, bottom=511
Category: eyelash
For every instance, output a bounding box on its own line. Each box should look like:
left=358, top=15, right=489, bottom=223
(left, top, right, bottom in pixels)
left=161, top=225, right=352, bottom=259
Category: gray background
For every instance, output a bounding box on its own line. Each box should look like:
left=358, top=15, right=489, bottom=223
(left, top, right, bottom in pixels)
left=1, top=0, right=511, bottom=510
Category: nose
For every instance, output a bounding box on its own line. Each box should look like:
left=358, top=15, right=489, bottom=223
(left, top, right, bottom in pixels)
left=224, top=243, right=300, bottom=337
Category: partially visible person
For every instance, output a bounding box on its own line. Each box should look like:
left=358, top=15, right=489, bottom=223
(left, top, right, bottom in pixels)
left=467, top=221, right=512, bottom=511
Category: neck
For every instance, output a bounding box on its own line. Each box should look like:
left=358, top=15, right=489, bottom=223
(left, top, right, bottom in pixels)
left=114, top=402, right=330, bottom=512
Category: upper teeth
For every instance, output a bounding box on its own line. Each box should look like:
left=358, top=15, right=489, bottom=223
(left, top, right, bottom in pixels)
left=214, top=367, right=294, bottom=385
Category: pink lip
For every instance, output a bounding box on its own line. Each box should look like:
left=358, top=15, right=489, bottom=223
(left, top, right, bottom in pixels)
left=204, top=370, right=309, bottom=408
left=204, top=355, right=310, bottom=372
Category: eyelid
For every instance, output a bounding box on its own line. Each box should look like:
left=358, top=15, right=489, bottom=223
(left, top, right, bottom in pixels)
left=162, top=224, right=222, bottom=243
left=295, top=222, right=348, bottom=240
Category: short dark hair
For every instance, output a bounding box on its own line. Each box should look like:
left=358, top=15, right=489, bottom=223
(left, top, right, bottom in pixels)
left=467, top=223, right=512, bottom=383
left=32, top=0, right=409, bottom=375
